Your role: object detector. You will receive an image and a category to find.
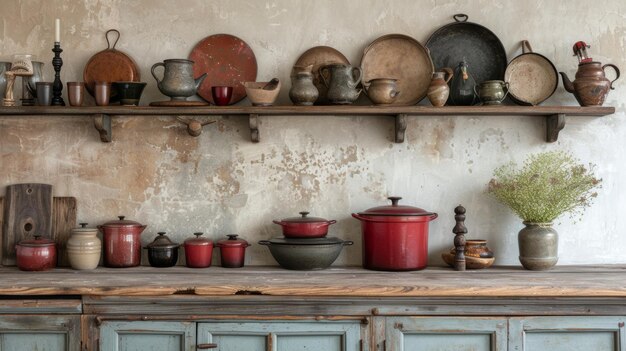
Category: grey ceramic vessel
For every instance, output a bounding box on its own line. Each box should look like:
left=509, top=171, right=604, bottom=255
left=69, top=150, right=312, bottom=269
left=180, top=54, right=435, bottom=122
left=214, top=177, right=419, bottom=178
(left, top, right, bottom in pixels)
left=518, top=222, right=558, bottom=270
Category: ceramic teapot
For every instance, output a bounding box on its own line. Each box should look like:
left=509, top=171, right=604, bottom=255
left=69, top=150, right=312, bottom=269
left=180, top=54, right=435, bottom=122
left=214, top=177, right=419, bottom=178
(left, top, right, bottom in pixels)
left=151, top=59, right=207, bottom=101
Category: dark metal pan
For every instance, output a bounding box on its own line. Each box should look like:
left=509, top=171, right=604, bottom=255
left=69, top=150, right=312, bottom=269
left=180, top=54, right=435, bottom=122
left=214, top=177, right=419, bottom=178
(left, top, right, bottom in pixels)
left=505, top=40, right=558, bottom=106
left=426, top=14, right=507, bottom=86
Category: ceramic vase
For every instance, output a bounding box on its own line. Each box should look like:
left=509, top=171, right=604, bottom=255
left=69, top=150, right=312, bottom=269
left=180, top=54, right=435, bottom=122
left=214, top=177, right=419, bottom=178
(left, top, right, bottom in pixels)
left=518, top=222, right=558, bottom=270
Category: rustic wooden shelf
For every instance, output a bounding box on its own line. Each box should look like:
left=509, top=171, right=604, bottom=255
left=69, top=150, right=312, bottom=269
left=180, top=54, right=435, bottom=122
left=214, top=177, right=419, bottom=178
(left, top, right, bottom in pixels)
left=0, top=265, right=624, bottom=297
left=0, top=105, right=614, bottom=143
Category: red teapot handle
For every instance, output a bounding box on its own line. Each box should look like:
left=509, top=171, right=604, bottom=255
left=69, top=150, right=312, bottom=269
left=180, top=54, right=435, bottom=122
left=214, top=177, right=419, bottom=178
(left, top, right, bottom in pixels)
left=602, top=64, right=620, bottom=90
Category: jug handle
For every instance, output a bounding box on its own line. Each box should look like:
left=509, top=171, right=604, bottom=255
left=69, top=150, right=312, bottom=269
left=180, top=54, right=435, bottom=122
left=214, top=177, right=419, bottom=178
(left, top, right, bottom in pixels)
left=602, top=64, right=621, bottom=90
left=105, top=29, right=121, bottom=50
left=442, top=67, right=454, bottom=83
left=319, top=66, right=330, bottom=88
left=502, top=82, right=510, bottom=101
left=473, top=84, right=479, bottom=99
left=351, top=67, right=363, bottom=88
left=151, top=62, right=165, bottom=84
left=521, top=40, right=533, bottom=54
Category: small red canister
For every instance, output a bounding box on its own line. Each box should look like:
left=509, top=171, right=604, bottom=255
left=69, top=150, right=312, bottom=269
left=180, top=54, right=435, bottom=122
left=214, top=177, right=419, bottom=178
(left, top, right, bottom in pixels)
left=216, top=234, right=250, bottom=268
left=15, top=234, right=57, bottom=271
left=98, top=216, right=146, bottom=268
left=184, top=232, right=213, bottom=268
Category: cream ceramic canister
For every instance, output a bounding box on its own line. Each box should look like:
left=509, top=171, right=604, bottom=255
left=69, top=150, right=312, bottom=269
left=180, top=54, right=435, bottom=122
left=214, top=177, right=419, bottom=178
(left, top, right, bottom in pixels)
left=67, top=223, right=101, bottom=270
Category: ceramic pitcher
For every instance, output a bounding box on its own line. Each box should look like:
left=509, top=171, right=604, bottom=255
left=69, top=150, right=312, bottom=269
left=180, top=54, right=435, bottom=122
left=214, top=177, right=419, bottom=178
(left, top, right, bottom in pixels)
left=427, top=68, right=453, bottom=107
left=151, top=59, right=207, bottom=101
left=319, top=64, right=362, bottom=104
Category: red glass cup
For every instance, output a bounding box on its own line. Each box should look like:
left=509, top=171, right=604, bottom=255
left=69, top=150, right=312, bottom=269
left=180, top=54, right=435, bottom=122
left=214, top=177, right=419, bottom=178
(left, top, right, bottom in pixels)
left=212, top=86, right=233, bottom=106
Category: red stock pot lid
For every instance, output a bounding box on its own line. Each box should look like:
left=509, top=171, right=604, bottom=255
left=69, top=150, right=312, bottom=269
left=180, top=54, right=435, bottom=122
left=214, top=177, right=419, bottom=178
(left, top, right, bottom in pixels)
left=101, top=215, right=145, bottom=228
left=17, top=234, right=56, bottom=247
left=216, top=234, right=250, bottom=248
left=184, top=232, right=213, bottom=246
left=358, top=196, right=435, bottom=216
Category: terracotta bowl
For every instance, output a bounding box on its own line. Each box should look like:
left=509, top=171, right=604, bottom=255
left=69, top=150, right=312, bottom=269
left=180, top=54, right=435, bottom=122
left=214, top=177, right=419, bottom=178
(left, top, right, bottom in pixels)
left=243, top=81, right=281, bottom=106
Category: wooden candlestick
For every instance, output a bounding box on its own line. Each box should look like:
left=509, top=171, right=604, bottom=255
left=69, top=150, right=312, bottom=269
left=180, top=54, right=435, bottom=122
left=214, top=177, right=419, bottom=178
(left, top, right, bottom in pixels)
left=452, top=205, right=467, bottom=271
left=51, top=42, right=65, bottom=106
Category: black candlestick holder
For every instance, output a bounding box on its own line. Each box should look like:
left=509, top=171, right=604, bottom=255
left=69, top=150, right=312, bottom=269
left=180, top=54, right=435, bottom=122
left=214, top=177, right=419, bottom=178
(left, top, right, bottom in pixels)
left=51, top=42, right=65, bottom=106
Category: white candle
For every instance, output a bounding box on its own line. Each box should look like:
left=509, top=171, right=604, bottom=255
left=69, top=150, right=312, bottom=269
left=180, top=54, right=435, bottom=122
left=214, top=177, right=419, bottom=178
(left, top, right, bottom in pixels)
left=55, top=18, right=60, bottom=42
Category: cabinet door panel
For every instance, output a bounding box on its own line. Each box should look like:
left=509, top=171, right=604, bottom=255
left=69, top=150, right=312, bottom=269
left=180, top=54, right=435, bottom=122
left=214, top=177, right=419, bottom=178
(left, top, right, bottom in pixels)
left=99, top=321, right=195, bottom=351
left=509, top=317, right=626, bottom=351
left=386, top=317, right=507, bottom=351
left=197, top=320, right=362, bottom=351
left=0, top=315, right=80, bottom=351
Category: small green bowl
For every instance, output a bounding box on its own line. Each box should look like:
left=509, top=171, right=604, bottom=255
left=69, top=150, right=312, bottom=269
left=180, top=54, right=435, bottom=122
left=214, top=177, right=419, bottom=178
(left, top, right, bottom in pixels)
left=112, top=81, right=147, bottom=106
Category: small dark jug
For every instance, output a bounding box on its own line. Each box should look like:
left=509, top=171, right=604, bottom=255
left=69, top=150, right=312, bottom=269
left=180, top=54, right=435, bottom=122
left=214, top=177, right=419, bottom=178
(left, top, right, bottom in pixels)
left=449, top=61, right=478, bottom=106
left=560, top=62, right=620, bottom=106
left=319, top=64, right=362, bottom=104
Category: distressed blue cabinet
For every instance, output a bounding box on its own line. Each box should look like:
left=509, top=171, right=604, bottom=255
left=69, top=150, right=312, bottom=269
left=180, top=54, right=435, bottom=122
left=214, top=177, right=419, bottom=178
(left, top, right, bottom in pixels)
left=509, top=317, right=626, bottom=351
left=197, top=320, right=363, bottom=351
left=0, top=315, right=81, bottom=351
left=385, top=317, right=507, bottom=351
left=99, top=321, right=196, bottom=351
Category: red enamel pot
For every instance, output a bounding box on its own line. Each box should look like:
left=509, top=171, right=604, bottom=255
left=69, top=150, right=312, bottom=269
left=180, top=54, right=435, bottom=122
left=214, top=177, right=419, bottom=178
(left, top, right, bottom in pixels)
left=352, top=196, right=438, bottom=271
left=98, top=216, right=146, bottom=268
left=216, top=234, right=250, bottom=268
left=15, top=234, right=57, bottom=271
left=273, top=211, right=337, bottom=238
left=184, top=232, right=214, bottom=268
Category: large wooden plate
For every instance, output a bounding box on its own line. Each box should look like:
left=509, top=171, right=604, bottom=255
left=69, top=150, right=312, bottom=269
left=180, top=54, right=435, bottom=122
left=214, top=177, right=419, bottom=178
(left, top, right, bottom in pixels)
left=361, top=34, right=434, bottom=105
left=83, top=29, right=140, bottom=102
left=189, top=34, right=257, bottom=105
left=293, top=46, right=350, bottom=105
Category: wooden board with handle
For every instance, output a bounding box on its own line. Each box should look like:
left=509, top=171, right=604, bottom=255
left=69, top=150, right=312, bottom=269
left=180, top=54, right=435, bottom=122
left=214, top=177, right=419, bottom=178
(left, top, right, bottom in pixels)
left=0, top=193, right=77, bottom=267
left=1, top=184, right=53, bottom=266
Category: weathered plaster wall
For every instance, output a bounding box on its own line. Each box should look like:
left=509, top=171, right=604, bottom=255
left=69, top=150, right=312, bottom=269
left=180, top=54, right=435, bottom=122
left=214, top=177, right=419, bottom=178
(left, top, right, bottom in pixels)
left=1, top=0, right=624, bottom=266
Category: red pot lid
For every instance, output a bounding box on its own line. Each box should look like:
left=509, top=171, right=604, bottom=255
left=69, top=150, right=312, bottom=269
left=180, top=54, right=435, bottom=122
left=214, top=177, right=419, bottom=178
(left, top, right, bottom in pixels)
left=358, top=196, right=435, bottom=216
left=17, top=234, right=56, bottom=247
left=184, top=232, right=213, bottom=246
left=279, top=211, right=331, bottom=224
left=101, top=216, right=145, bottom=228
left=146, top=232, right=179, bottom=249
left=217, top=234, right=249, bottom=248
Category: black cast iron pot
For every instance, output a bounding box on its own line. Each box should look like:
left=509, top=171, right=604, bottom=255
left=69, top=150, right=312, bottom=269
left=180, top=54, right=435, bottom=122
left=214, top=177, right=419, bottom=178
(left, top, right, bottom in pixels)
left=259, top=237, right=352, bottom=270
left=145, top=232, right=180, bottom=267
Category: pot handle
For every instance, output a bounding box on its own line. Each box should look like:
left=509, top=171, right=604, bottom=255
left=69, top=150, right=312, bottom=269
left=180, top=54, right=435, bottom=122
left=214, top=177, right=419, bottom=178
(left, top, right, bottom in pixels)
left=272, top=220, right=287, bottom=226
left=258, top=240, right=271, bottom=246
left=351, top=213, right=390, bottom=223
left=328, top=220, right=337, bottom=225
left=429, top=213, right=439, bottom=220
left=521, top=40, right=533, bottom=54
left=602, top=63, right=621, bottom=90
left=342, top=240, right=354, bottom=246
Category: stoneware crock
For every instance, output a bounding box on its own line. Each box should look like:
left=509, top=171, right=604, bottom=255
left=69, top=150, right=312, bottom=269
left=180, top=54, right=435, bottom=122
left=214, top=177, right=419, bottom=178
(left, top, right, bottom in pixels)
left=67, top=222, right=101, bottom=270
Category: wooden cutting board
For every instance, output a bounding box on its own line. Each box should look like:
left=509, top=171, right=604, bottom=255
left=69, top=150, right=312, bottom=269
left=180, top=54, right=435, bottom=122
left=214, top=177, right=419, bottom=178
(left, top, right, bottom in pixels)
left=52, top=197, right=77, bottom=267
left=2, top=184, right=53, bottom=266
left=0, top=190, right=77, bottom=266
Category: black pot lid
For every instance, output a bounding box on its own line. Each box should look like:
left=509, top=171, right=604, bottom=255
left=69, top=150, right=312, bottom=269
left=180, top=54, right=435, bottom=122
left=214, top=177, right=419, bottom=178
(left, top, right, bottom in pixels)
left=261, top=236, right=346, bottom=246
left=146, top=232, right=180, bottom=249
left=358, top=196, right=435, bottom=216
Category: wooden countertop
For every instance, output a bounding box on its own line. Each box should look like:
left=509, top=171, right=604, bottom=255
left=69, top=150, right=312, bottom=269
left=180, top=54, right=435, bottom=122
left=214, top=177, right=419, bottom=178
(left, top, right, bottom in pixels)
left=1, top=265, right=625, bottom=298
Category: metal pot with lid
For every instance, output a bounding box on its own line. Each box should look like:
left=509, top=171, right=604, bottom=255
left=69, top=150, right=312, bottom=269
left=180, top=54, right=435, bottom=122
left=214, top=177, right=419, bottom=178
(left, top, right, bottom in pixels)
left=98, top=216, right=146, bottom=268
left=184, top=232, right=213, bottom=268
left=352, top=196, right=438, bottom=271
left=272, top=211, right=337, bottom=238
left=15, top=234, right=57, bottom=271
left=145, top=232, right=180, bottom=268
left=216, top=234, right=250, bottom=268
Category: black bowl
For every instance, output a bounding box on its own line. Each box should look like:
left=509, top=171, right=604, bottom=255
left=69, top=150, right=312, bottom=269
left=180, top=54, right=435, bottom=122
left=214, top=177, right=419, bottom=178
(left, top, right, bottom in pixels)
left=112, top=81, right=147, bottom=106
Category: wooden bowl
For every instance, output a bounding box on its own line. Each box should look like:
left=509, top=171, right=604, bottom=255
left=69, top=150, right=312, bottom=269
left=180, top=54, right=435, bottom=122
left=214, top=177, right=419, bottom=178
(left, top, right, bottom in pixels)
left=441, top=252, right=495, bottom=269
left=243, top=81, right=281, bottom=106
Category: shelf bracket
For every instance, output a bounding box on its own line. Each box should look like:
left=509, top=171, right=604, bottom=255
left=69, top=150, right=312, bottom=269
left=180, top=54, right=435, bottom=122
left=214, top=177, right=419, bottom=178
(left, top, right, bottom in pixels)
left=395, top=114, right=407, bottom=143
left=250, top=114, right=260, bottom=143
left=546, top=113, right=566, bottom=143
left=93, top=114, right=112, bottom=142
